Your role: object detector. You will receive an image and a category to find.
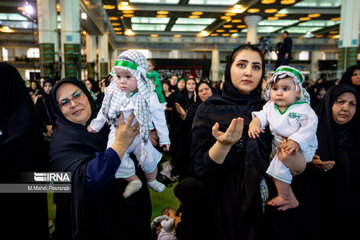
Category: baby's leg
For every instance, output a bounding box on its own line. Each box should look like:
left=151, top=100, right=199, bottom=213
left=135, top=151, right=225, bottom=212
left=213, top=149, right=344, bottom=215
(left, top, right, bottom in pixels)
left=267, top=178, right=299, bottom=210
left=123, top=174, right=142, bottom=199
left=134, top=139, right=165, bottom=192
left=145, top=167, right=165, bottom=192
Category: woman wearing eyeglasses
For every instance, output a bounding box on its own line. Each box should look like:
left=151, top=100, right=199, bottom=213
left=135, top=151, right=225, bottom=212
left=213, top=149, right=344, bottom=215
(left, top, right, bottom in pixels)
left=49, top=77, right=152, bottom=240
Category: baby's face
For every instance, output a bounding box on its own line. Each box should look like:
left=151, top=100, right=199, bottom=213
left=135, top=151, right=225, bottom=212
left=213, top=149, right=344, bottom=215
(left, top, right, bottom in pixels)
left=270, top=77, right=300, bottom=108
left=167, top=209, right=177, bottom=219
left=115, top=68, right=137, bottom=93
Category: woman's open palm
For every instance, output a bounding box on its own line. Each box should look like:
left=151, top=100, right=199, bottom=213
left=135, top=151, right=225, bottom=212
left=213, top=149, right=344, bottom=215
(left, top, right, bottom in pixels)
left=212, top=117, right=244, bottom=146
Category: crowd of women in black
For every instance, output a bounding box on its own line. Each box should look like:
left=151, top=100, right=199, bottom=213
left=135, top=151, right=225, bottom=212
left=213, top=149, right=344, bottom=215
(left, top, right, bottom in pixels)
left=1, top=46, right=359, bottom=240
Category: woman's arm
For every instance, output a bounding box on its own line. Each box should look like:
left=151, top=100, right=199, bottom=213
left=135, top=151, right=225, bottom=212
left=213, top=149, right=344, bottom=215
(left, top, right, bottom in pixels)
left=86, top=112, right=139, bottom=194
left=208, top=117, right=244, bottom=164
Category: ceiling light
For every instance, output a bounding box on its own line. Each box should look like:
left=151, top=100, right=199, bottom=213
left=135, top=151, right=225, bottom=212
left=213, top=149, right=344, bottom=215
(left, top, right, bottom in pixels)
left=24, top=3, right=34, bottom=15
left=331, top=17, right=340, bottom=21
left=150, top=34, right=159, bottom=37
left=173, top=34, right=181, bottom=38
left=223, top=25, right=233, bottom=28
left=299, top=17, right=311, bottom=21
left=125, top=29, right=134, bottom=36
left=191, top=12, right=203, bottom=15
left=81, top=30, right=87, bottom=35
left=261, top=0, right=276, bottom=4
left=0, top=26, right=14, bottom=33
left=118, top=2, right=132, bottom=11
left=122, top=10, right=134, bottom=13
left=220, top=16, right=231, bottom=20
left=315, top=34, right=324, bottom=38
left=229, top=29, right=238, bottom=33
left=225, top=12, right=236, bottom=16
left=210, top=33, right=218, bottom=36
left=103, top=5, right=116, bottom=9
left=222, top=33, right=230, bottom=37
left=329, top=31, right=338, bottom=34
left=265, top=9, right=277, bottom=14
left=113, top=27, right=122, bottom=31
left=116, top=32, right=123, bottom=35
left=332, top=35, right=340, bottom=39
left=199, top=31, right=209, bottom=37
left=156, top=15, right=168, bottom=18
left=308, top=13, right=320, bottom=18
left=81, top=12, right=87, bottom=20
left=280, top=0, right=296, bottom=4
left=189, top=15, right=200, bottom=18
left=230, top=5, right=246, bottom=14
left=232, top=19, right=242, bottom=23
left=268, top=17, right=279, bottom=20
left=247, top=8, right=260, bottom=13
left=112, top=22, right=121, bottom=26
left=157, top=11, right=169, bottom=15
left=123, top=14, right=134, bottom=17
left=236, top=25, right=246, bottom=28
left=17, top=7, right=24, bottom=11
left=275, top=13, right=287, bottom=17
left=109, top=17, right=119, bottom=21
left=216, top=29, right=225, bottom=32
left=56, top=3, right=60, bottom=12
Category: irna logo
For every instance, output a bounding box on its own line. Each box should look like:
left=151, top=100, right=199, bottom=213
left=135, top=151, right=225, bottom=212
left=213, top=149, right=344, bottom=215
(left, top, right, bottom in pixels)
left=34, top=172, right=71, bottom=182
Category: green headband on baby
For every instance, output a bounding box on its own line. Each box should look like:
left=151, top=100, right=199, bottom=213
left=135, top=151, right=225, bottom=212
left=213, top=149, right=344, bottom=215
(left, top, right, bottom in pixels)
left=274, top=67, right=304, bottom=83
left=114, top=60, right=138, bottom=70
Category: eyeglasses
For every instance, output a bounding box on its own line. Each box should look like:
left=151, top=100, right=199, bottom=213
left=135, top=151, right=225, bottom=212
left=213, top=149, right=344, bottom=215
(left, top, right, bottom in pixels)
left=58, top=90, right=84, bottom=107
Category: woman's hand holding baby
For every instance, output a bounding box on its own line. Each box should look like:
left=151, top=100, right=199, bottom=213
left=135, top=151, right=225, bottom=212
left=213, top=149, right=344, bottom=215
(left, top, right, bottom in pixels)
left=282, top=139, right=299, bottom=154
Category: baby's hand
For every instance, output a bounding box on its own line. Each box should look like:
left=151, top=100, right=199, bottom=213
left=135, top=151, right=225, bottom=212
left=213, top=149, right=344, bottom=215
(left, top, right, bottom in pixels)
left=87, top=125, right=96, bottom=133
left=160, top=144, right=170, bottom=151
left=248, top=118, right=264, bottom=139
left=283, top=139, right=299, bottom=154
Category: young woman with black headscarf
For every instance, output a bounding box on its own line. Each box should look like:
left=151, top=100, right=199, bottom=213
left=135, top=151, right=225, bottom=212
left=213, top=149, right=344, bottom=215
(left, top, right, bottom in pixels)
left=191, top=44, right=306, bottom=240
left=295, top=84, right=360, bottom=240
left=339, top=65, right=360, bottom=94
left=174, top=81, right=214, bottom=177
left=35, top=77, right=56, bottom=137
left=49, top=77, right=152, bottom=240
left=0, top=63, right=49, bottom=239
left=172, top=78, right=197, bottom=179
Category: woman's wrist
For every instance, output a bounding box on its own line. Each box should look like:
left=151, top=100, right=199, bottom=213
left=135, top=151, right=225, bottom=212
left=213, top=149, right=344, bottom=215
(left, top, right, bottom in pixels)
left=209, top=141, right=232, bottom=164
left=110, top=141, right=127, bottom=158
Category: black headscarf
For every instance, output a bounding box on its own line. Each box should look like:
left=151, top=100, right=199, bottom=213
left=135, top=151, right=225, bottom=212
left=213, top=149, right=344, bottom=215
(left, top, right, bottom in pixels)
left=36, top=77, right=55, bottom=127
left=49, top=77, right=109, bottom=239
left=191, top=45, right=272, bottom=240
left=0, top=63, right=49, bottom=239
left=174, top=177, right=206, bottom=240
left=314, top=84, right=360, bottom=160
left=339, top=65, right=360, bottom=93
left=296, top=84, right=360, bottom=240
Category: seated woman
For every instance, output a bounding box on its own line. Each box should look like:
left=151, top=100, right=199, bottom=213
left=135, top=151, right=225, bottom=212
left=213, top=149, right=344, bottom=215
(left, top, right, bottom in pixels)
left=49, top=77, right=152, bottom=239
left=296, top=84, right=360, bottom=240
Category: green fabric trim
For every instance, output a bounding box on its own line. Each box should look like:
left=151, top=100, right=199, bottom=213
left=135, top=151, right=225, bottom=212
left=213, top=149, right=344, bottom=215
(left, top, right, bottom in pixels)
left=130, top=90, right=138, bottom=97
left=275, top=101, right=307, bottom=115
left=114, top=60, right=138, bottom=70
left=275, top=67, right=304, bottom=83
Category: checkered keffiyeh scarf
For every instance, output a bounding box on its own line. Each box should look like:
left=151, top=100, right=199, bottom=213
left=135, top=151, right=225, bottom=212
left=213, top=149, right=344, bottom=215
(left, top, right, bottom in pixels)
left=263, top=65, right=311, bottom=104
left=101, top=50, right=154, bottom=164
